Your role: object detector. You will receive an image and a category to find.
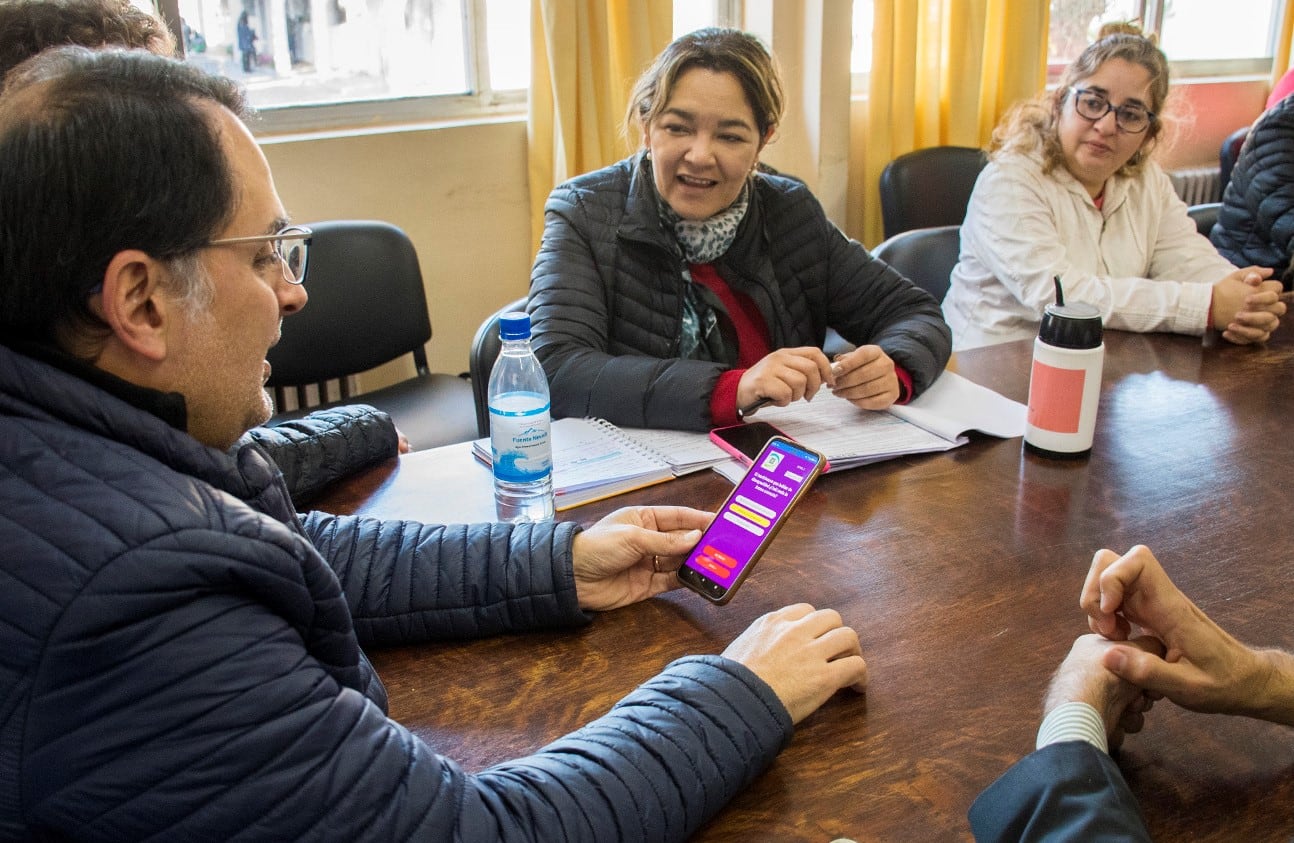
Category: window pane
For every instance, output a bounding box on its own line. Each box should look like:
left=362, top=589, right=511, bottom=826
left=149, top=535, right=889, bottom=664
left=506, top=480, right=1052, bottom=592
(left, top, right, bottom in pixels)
left=673, top=0, right=716, bottom=38
left=851, top=0, right=873, bottom=75
left=1159, top=0, right=1276, bottom=61
left=178, top=0, right=469, bottom=110
left=485, top=0, right=529, bottom=90
left=1047, top=0, right=1142, bottom=67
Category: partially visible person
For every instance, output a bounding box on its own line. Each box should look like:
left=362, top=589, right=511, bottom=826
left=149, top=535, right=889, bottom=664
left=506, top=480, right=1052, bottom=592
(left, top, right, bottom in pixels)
left=236, top=9, right=257, bottom=72
left=971, top=544, right=1294, bottom=841
left=1212, top=94, right=1294, bottom=290
left=0, top=0, right=173, bottom=67
left=0, top=0, right=409, bottom=507
left=944, top=23, right=1285, bottom=350
left=0, top=47, right=869, bottom=840
left=528, top=28, right=950, bottom=432
left=1268, top=66, right=1294, bottom=110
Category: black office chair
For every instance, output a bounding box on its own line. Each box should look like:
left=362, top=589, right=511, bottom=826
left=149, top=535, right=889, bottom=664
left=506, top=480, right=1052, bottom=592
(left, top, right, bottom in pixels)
left=878, top=146, right=988, bottom=240
left=1186, top=202, right=1222, bottom=237
left=469, top=296, right=529, bottom=438
left=266, top=219, right=477, bottom=451
left=1219, top=125, right=1249, bottom=193
left=871, top=225, right=961, bottom=304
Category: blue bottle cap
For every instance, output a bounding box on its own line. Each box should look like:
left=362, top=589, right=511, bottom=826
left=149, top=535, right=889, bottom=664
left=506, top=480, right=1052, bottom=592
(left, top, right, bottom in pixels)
left=499, top=311, right=531, bottom=340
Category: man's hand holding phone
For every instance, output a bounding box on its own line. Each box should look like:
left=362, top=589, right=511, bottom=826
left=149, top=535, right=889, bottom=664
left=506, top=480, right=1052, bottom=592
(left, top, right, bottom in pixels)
left=678, top=436, right=826, bottom=604
left=571, top=505, right=708, bottom=611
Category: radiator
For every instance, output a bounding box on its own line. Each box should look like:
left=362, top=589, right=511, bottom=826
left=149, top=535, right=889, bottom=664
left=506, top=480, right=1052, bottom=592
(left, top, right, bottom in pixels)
left=1168, top=166, right=1222, bottom=205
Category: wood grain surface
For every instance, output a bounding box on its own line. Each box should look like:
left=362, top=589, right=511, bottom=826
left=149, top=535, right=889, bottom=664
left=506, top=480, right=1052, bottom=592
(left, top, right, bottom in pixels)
left=315, top=326, right=1294, bottom=842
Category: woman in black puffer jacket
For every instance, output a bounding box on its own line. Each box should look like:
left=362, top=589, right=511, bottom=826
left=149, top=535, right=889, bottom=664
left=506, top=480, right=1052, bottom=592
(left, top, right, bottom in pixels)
left=528, top=28, right=951, bottom=432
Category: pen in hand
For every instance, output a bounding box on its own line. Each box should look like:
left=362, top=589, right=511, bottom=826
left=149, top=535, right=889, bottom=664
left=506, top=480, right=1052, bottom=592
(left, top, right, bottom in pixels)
left=738, top=397, right=772, bottom=419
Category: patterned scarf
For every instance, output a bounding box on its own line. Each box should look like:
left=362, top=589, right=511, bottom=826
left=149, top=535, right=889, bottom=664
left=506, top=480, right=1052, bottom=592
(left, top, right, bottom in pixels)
left=647, top=156, right=751, bottom=362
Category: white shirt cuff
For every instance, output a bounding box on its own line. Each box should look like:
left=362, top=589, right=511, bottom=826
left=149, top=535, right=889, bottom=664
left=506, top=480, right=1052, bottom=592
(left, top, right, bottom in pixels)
left=1036, top=701, right=1108, bottom=754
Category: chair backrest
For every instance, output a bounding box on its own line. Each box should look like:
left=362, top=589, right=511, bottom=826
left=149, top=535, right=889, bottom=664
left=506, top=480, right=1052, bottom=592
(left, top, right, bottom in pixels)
left=871, top=225, right=961, bottom=304
left=878, top=146, right=988, bottom=240
left=470, top=297, right=529, bottom=437
left=1186, top=202, right=1221, bottom=237
left=267, top=220, right=433, bottom=398
left=1219, top=125, right=1249, bottom=192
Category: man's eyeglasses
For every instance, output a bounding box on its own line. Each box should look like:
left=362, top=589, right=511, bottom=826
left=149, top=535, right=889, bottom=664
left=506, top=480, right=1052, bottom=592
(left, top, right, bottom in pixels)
left=205, top=224, right=312, bottom=284
left=1068, top=87, right=1156, bottom=134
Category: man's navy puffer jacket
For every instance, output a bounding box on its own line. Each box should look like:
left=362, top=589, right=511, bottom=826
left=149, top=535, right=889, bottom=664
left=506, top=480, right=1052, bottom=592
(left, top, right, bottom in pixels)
left=0, top=342, right=792, bottom=841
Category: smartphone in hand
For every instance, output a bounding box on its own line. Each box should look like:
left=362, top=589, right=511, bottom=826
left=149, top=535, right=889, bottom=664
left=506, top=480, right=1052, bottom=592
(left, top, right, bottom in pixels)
left=678, top=436, right=827, bottom=605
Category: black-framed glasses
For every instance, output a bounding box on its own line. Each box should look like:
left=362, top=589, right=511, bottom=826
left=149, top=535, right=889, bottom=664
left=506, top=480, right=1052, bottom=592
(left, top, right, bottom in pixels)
left=206, top=224, right=312, bottom=284
left=1068, top=87, right=1155, bottom=134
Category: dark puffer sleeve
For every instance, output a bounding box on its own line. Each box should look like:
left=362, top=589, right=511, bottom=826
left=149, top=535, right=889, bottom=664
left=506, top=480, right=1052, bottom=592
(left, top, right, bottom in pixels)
left=810, top=199, right=952, bottom=396
left=240, top=405, right=400, bottom=506
left=303, top=512, right=589, bottom=645
left=529, top=184, right=729, bottom=431
left=26, top=529, right=792, bottom=842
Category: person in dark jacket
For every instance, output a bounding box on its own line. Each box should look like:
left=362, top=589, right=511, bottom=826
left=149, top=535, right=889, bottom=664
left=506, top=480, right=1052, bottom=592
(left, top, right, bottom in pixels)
left=0, top=0, right=410, bottom=508
left=1211, top=94, right=1294, bottom=290
left=236, top=9, right=257, bottom=72
left=972, top=544, right=1294, bottom=841
left=528, top=28, right=951, bottom=432
left=0, top=47, right=870, bottom=840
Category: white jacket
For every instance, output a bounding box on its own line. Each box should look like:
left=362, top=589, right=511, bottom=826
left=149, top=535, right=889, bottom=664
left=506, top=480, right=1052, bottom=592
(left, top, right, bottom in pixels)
left=943, top=151, right=1234, bottom=349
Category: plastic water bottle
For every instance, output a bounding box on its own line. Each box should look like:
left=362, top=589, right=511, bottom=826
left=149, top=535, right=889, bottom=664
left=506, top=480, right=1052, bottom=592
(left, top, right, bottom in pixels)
left=488, top=311, right=555, bottom=522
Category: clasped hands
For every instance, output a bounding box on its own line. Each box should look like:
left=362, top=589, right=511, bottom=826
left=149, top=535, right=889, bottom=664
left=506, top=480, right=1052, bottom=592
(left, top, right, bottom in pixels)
left=1211, top=266, right=1287, bottom=345
left=735, top=345, right=899, bottom=414
left=1051, top=544, right=1286, bottom=746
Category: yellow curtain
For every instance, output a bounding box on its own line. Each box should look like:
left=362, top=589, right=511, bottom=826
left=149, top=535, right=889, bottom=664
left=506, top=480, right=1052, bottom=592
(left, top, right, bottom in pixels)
left=1274, top=0, right=1294, bottom=85
left=527, top=0, right=672, bottom=248
left=862, top=0, right=1049, bottom=246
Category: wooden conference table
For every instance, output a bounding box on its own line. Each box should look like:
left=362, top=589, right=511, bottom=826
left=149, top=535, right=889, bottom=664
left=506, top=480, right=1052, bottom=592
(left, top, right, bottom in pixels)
left=315, top=327, right=1294, bottom=841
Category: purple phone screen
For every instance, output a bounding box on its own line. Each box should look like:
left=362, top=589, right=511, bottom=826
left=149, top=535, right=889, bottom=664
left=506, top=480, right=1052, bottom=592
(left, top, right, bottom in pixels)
left=683, top=438, right=819, bottom=589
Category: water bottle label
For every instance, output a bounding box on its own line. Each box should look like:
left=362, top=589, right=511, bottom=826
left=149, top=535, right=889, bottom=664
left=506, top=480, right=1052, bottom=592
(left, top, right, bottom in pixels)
left=489, top=393, right=552, bottom=483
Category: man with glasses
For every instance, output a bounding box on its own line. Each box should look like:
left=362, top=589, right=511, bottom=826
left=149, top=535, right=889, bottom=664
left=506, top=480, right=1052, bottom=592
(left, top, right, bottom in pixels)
left=0, top=48, right=868, bottom=840
left=0, top=0, right=412, bottom=508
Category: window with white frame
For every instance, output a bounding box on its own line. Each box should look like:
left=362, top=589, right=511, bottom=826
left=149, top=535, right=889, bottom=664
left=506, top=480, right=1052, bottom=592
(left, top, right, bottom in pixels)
left=850, top=1, right=1279, bottom=92
left=1048, top=0, right=1282, bottom=78
left=162, top=0, right=526, bottom=132
left=154, top=0, right=735, bottom=134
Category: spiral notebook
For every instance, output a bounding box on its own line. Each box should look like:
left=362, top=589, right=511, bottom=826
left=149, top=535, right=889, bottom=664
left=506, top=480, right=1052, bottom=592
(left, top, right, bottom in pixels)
left=471, top=418, right=728, bottom=510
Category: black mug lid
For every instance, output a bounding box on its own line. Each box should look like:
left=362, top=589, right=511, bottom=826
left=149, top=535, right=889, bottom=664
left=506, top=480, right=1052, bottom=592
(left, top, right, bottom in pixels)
left=1039, top=301, right=1103, bottom=348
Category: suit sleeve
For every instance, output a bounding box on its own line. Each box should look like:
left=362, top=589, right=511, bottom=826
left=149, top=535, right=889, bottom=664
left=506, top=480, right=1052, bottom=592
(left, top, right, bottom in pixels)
left=969, top=742, right=1151, bottom=842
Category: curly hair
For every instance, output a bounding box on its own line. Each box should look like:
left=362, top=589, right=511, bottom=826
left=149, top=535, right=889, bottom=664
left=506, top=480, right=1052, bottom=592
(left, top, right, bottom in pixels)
left=0, top=0, right=176, bottom=82
left=990, top=22, right=1171, bottom=178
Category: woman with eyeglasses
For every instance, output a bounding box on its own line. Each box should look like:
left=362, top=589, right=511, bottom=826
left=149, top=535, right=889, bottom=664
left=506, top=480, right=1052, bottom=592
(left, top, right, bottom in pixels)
left=943, top=22, right=1286, bottom=350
